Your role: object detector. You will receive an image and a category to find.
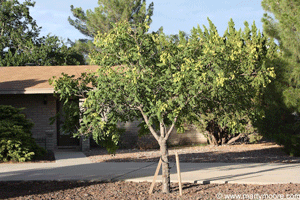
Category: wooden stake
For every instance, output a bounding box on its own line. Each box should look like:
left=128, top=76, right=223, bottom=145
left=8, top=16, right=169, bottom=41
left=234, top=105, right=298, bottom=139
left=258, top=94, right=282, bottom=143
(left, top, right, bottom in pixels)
left=149, top=158, right=162, bottom=195
left=175, top=152, right=182, bottom=196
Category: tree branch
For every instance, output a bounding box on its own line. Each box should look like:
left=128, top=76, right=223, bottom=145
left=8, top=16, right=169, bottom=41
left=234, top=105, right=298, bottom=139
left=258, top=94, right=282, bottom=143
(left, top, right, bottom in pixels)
left=227, top=133, right=243, bottom=145
left=165, top=116, right=178, bottom=140
left=137, top=106, right=160, bottom=141
left=160, top=122, right=165, bottom=138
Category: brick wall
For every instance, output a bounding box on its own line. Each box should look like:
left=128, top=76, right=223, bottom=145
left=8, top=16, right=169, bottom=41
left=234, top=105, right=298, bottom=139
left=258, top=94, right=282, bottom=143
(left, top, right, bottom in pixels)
left=0, top=94, right=57, bottom=151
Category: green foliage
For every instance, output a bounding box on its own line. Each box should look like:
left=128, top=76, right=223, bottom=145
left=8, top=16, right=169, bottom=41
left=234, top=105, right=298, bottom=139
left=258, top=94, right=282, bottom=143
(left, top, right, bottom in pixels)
left=68, top=0, right=154, bottom=37
left=50, top=72, right=125, bottom=153
left=51, top=18, right=277, bottom=193
left=262, top=0, right=300, bottom=111
left=0, top=105, right=46, bottom=162
left=51, top=18, right=276, bottom=150
left=0, top=0, right=84, bottom=66
left=68, top=0, right=154, bottom=63
left=185, top=19, right=278, bottom=145
left=260, top=0, right=300, bottom=155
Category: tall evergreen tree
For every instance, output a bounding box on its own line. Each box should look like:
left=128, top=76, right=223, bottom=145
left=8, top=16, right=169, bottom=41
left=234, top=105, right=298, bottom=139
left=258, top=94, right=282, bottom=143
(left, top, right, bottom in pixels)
left=68, top=0, right=154, bottom=63
left=68, top=0, right=154, bottom=38
left=259, top=0, right=300, bottom=156
left=261, top=0, right=300, bottom=111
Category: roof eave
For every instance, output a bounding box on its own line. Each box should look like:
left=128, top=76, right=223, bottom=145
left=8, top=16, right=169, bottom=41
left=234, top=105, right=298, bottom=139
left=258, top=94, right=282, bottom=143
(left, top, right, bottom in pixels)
left=0, top=88, right=54, bottom=94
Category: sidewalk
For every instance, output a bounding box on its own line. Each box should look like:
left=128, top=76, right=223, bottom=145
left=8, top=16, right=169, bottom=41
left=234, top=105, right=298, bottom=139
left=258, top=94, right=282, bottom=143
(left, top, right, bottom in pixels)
left=0, top=151, right=299, bottom=184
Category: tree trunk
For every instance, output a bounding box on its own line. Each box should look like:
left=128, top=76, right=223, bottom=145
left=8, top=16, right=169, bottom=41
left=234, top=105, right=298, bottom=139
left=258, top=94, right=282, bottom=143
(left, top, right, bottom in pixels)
left=209, top=132, right=219, bottom=145
left=159, top=139, right=170, bottom=193
left=227, top=133, right=243, bottom=145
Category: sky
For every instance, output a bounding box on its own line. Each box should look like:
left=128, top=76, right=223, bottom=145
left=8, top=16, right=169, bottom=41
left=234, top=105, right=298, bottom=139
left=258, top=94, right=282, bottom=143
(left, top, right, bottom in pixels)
left=23, top=0, right=265, bottom=42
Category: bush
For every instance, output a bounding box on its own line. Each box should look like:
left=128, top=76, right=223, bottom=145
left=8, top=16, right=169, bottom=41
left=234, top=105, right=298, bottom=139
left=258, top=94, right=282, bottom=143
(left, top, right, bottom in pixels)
left=256, top=107, right=300, bottom=157
left=0, top=105, right=46, bottom=162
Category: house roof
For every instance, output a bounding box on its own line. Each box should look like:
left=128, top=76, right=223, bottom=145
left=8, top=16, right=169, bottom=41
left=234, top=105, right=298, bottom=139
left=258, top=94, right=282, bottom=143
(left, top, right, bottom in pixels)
left=0, top=65, right=99, bottom=94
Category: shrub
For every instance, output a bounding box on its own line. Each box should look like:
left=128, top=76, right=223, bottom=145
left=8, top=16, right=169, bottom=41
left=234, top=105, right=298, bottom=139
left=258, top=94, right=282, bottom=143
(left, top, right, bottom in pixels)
left=0, top=105, right=46, bottom=162
left=256, top=107, right=300, bottom=157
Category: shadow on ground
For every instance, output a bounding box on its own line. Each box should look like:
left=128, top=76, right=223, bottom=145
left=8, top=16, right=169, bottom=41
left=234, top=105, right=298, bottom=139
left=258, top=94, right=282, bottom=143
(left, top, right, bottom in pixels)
left=0, top=181, right=108, bottom=199
left=85, top=146, right=300, bottom=163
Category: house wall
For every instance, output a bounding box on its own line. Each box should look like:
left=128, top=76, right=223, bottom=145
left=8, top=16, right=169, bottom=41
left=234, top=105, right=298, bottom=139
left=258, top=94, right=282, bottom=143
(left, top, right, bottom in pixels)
left=168, top=124, right=208, bottom=146
left=118, top=121, right=207, bottom=149
left=0, top=94, right=57, bottom=151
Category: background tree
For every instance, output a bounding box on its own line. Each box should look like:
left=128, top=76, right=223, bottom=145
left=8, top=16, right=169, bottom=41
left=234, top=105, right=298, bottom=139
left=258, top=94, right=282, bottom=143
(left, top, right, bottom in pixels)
left=51, top=18, right=276, bottom=193
left=258, top=0, right=300, bottom=155
left=0, top=0, right=85, bottom=66
left=262, top=0, right=300, bottom=111
left=68, top=0, right=154, bottom=62
left=0, top=0, right=39, bottom=61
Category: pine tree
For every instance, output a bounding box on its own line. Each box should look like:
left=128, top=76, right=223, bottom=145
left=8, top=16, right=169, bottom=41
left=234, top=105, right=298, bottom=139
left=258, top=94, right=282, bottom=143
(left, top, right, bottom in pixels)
left=68, top=0, right=154, bottom=63
left=68, top=0, right=154, bottom=38
left=261, top=0, right=300, bottom=111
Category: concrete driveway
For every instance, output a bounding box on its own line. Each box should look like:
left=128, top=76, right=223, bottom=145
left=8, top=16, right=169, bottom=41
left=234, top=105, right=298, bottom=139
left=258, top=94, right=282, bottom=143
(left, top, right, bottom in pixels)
left=0, top=151, right=299, bottom=184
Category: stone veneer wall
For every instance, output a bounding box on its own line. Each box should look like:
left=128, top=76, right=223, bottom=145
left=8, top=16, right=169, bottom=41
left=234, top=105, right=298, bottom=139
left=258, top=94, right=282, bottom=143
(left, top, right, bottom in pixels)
left=0, top=94, right=57, bottom=151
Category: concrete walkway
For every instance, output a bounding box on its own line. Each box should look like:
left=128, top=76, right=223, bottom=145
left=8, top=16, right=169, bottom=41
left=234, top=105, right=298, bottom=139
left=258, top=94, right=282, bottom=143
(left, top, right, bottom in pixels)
left=0, top=151, right=299, bottom=185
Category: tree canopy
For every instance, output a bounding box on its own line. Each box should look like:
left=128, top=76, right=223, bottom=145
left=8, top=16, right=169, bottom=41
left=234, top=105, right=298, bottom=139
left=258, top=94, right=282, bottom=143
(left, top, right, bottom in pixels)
left=0, top=0, right=84, bottom=66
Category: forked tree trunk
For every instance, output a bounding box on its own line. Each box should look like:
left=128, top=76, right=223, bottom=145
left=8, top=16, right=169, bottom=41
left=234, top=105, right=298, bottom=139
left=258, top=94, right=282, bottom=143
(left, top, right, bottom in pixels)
left=159, top=139, right=170, bottom=193
left=138, top=106, right=176, bottom=194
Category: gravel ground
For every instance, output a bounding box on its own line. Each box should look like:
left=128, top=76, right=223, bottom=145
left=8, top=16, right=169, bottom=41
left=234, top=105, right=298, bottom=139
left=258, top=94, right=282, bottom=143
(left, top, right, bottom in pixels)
left=1, top=181, right=300, bottom=200
left=2, top=142, right=300, bottom=199
left=85, top=142, right=300, bottom=163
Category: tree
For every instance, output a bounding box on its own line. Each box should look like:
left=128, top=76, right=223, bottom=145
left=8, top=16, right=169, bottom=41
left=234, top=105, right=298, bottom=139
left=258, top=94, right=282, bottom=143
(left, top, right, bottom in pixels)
left=259, top=0, right=300, bottom=156
left=0, top=0, right=39, bottom=61
left=68, top=0, right=154, bottom=62
left=261, top=0, right=300, bottom=111
left=51, top=19, right=276, bottom=193
left=0, top=0, right=85, bottom=66
left=189, top=20, right=278, bottom=146
left=68, top=0, right=154, bottom=37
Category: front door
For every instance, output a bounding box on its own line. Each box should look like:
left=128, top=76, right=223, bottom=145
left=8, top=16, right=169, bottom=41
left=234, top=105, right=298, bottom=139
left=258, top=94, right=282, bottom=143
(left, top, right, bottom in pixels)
left=56, top=100, right=80, bottom=146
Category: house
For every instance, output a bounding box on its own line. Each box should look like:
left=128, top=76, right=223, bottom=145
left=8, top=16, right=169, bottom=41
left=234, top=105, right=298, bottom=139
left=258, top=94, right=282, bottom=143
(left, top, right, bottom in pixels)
left=0, top=65, right=100, bottom=151
left=0, top=65, right=207, bottom=152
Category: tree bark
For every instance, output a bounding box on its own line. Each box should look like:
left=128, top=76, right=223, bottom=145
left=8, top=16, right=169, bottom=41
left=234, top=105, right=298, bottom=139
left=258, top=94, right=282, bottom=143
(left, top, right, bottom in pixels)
left=227, top=133, right=243, bottom=145
left=159, top=138, right=170, bottom=193
left=208, top=131, right=219, bottom=145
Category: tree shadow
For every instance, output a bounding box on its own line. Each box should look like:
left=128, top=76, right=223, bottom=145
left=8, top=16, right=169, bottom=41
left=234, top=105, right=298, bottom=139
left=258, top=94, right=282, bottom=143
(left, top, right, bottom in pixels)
left=0, top=180, right=107, bottom=199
